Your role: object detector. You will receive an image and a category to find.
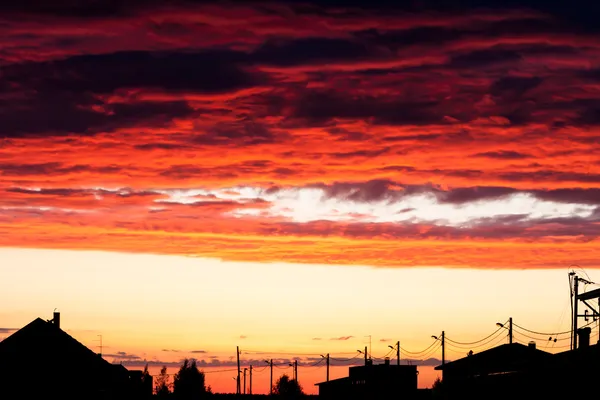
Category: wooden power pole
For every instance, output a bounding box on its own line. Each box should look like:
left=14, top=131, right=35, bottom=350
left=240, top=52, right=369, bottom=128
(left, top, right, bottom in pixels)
left=236, top=346, right=241, bottom=395
left=249, top=365, right=253, bottom=395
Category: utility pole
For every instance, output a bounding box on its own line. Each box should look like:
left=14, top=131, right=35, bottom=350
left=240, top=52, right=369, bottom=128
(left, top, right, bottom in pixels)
left=441, top=331, right=445, bottom=366
left=573, top=275, right=580, bottom=350
left=270, top=359, right=274, bottom=395
left=236, top=346, right=241, bottom=395
left=243, top=368, right=247, bottom=395
left=396, top=340, right=400, bottom=366
left=364, top=345, right=368, bottom=365
left=249, top=365, right=253, bottom=395
left=509, top=317, right=513, bottom=344
left=294, top=360, right=298, bottom=382
left=96, top=335, right=103, bottom=356
left=326, top=354, right=329, bottom=382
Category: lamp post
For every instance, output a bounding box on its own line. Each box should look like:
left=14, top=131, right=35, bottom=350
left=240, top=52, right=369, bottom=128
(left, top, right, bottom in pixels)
left=265, top=359, right=273, bottom=395
left=320, top=354, right=330, bottom=382
left=431, top=332, right=445, bottom=366
left=496, top=318, right=513, bottom=344
left=357, top=347, right=368, bottom=365
left=388, top=341, right=400, bottom=366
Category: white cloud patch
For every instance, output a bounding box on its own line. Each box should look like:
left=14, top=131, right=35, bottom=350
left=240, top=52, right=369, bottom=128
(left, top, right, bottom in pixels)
left=154, top=186, right=596, bottom=227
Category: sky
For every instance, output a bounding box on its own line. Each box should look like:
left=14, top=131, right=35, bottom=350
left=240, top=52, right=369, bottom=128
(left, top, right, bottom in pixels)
left=1, top=0, right=599, bottom=394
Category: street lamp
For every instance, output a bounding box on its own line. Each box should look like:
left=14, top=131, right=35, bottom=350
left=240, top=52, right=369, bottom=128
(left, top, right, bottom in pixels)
left=431, top=332, right=445, bottom=366
left=496, top=319, right=513, bottom=344
left=388, top=342, right=400, bottom=366
left=264, top=360, right=273, bottom=395
left=321, top=354, right=330, bottom=382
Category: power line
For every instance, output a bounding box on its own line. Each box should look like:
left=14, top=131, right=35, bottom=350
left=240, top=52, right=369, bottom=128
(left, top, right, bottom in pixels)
left=512, top=327, right=570, bottom=342
left=445, top=332, right=508, bottom=354
left=513, top=318, right=597, bottom=338
left=203, top=368, right=239, bottom=374
left=241, top=349, right=321, bottom=356
left=400, top=339, right=439, bottom=355
left=416, top=341, right=441, bottom=360
left=445, top=321, right=508, bottom=346
left=371, top=348, right=395, bottom=361
left=330, top=353, right=361, bottom=362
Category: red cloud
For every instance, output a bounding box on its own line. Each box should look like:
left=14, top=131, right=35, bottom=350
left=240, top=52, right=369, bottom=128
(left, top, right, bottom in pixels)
left=0, top=2, right=598, bottom=269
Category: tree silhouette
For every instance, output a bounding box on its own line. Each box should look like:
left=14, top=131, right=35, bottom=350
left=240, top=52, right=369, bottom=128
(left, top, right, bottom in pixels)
left=273, top=374, right=304, bottom=398
left=155, top=366, right=171, bottom=398
left=432, top=376, right=445, bottom=399
left=173, top=358, right=208, bottom=399
left=142, top=363, right=153, bottom=398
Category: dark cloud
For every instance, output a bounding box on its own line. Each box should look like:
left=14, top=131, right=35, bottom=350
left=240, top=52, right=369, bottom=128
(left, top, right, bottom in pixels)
left=356, top=26, right=466, bottom=49
left=499, top=171, right=600, bottom=184
left=253, top=37, right=382, bottom=66
left=106, top=351, right=141, bottom=360
left=315, top=180, right=400, bottom=203
left=330, top=148, right=390, bottom=159
left=191, top=121, right=276, bottom=146
left=291, top=91, right=444, bottom=126
left=329, top=336, right=354, bottom=340
left=313, top=181, right=535, bottom=205
left=134, top=143, right=188, bottom=151
left=3, top=50, right=253, bottom=95
left=473, top=151, right=531, bottom=160
left=489, top=76, right=543, bottom=97
left=0, top=163, right=92, bottom=176
left=190, top=350, right=207, bottom=354
left=0, top=50, right=260, bottom=136
left=435, top=186, right=517, bottom=204
left=449, top=48, right=522, bottom=69
left=0, top=0, right=149, bottom=17
left=532, top=189, right=600, bottom=205
left=0, top=98, right=195, bottom=137
left=0, top=328, right=17, bottom=333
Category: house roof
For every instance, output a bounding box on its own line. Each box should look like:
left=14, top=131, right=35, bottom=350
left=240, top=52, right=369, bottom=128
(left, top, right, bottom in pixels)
left=315, top=377, right=350, bottom=386
left=0, top=317, right=127, bottom=380
left=434, top=343, right=552, bottom=374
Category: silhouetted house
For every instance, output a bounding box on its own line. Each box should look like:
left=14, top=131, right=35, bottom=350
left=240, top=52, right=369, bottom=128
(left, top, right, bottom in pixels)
left=434, top=342, right=552, bottom=399
left=316, top=358, right=428, bottom=399
left=0, top=312, right=152, bottom=400
left=435, top=335, right=600, bottom=400
left=541, top=328, right=600, bottom=398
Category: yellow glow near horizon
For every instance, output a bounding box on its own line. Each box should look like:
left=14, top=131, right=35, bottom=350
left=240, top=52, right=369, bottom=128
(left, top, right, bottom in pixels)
left=1, top=247, right=590, bottom=354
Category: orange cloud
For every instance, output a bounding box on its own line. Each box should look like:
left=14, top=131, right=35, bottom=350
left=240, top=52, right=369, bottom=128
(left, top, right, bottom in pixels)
left=0, top=1, right=598, bottom=269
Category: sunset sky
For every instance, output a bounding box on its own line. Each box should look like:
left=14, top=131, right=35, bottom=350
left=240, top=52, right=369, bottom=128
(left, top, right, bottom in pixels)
left=1, top=0, right=599, bottom=394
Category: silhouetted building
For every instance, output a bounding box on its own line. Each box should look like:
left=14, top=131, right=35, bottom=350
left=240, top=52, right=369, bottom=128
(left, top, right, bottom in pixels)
left=316, top=359, right=428, bottom=399
left=435, top=340, right=600, bottom=399
left=434, top=343, right=551, bottom=399
left=0, top=313, right=152, bottom=400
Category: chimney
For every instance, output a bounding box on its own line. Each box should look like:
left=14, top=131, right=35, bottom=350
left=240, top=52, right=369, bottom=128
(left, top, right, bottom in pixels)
left=53, top=311, right=60, bottom=329
left=528, top=341, right=536, bottom=349
left=384, top=357, right=390, bottom=366
left=578, top=327, right=591, bottom=349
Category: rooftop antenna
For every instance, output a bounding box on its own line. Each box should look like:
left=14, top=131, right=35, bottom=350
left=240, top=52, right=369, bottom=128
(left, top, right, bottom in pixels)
left=95, top=335, right=103, bottom=357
